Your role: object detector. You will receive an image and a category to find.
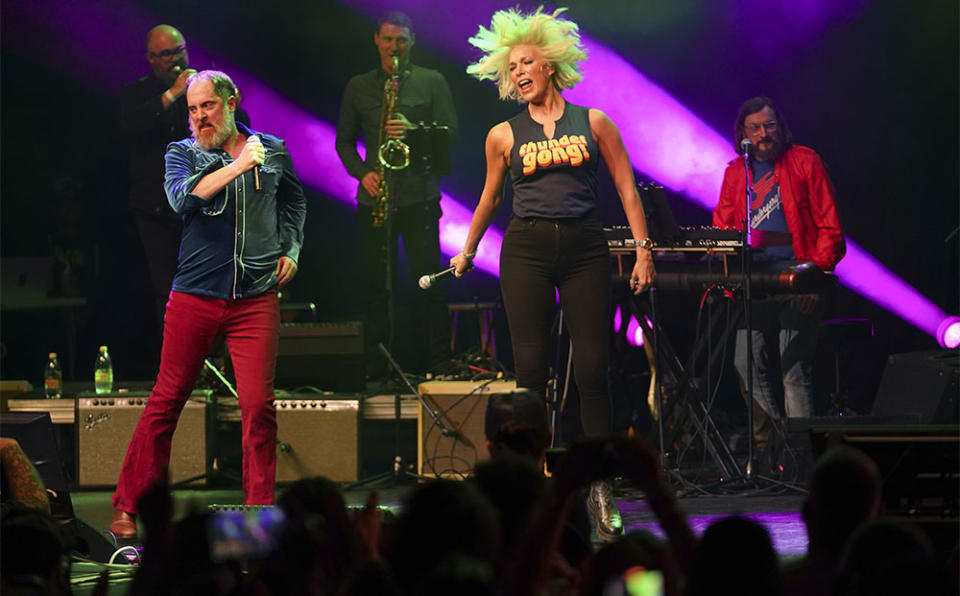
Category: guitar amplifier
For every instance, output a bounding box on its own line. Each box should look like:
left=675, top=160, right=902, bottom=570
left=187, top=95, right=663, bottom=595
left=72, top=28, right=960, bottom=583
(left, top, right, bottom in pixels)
left=416, top=380, right=517, bottom=478
left=275, top=322, right=364, bottom=392
left=275, top=395, right=360, bottom=483
left=76, top=392, right=209, bottom=487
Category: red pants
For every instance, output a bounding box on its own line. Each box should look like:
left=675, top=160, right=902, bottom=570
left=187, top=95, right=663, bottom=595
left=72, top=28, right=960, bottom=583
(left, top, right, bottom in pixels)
left=112, top=290, right=280, bottom=513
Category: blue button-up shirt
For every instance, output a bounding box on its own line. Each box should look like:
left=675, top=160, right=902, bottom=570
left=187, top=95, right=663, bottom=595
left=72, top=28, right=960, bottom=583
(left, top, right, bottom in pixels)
left=163, top=122, right=307, bottom=300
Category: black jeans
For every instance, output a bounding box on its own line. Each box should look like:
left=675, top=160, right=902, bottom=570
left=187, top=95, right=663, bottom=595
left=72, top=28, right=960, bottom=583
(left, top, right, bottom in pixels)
left=358, top=201, right=452, bottom=371
left=499, top=215, right=612, bottom=437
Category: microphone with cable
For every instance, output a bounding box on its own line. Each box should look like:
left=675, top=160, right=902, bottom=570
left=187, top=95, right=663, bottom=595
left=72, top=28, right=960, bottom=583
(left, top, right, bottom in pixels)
left=740, top=137, right=752, bottom=158
left=250, top=133, right=262, bottom=191
left=418, top=266, right=456, bottom=290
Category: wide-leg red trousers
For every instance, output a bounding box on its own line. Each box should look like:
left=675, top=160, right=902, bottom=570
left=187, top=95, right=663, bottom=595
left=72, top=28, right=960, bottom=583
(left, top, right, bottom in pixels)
left=112, top=289, right=279, bottom=513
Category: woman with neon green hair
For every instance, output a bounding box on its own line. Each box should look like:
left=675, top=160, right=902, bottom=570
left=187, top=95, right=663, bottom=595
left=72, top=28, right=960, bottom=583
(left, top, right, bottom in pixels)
left=450, top=7, right=656, bottom=542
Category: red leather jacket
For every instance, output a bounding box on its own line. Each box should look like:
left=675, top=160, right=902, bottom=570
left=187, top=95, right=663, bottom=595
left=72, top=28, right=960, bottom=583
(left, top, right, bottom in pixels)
left=713, top=145, right=845, bottom=271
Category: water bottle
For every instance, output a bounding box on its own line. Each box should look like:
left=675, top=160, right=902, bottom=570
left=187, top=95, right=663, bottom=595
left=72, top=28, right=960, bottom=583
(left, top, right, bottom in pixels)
left=94, top=345, right=114, bottom=394
left=44, top=352, right=62, bottom=399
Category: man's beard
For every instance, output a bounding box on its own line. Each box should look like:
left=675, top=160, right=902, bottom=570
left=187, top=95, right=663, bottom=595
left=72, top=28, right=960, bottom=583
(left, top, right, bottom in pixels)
left=754, top=136, right=785, bottom=162
left=192, top=110, right=234, bottom=150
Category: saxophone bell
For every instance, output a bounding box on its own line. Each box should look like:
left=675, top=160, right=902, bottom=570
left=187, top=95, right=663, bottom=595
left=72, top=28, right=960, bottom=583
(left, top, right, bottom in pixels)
left=378, top=139, right=411, bottom=170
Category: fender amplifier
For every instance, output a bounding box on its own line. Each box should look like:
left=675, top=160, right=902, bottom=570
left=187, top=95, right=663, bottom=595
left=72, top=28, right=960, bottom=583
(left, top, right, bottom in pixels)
left=275, top=395, right=360, bottom=483
left=76, top=392, right=208, bottom=487
left=416, top=380, right=518, bottom=478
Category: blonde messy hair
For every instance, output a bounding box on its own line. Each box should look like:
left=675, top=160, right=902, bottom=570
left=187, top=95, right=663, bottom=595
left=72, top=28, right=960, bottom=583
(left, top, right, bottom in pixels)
left=467, top=6, right=586, bottom=102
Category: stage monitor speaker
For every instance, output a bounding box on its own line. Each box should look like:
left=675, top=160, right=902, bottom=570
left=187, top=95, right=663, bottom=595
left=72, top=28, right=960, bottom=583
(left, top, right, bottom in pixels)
left=809, top=424, right=959, bottom=557
left=871, top=350, right=958, bottom=424
left=809, top=424, right=959, bottom=514
left=275, top=396, right=359, bottom=483
left=786, top=414, right=917, bottom=483
left=76, top=393, right=208, bottom=487
left=275, top=322, right=365, bottom=392
left=0, top=411, right=117, bottom=562
left=0, top=411, right=75, bottom=519
left=416, top=380, right=518, bottom=478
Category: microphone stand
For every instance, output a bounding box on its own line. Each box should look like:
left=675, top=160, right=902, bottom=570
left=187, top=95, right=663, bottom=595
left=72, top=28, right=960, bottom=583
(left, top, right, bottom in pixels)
left=741, top=142, right=756, bottom=480
left=375, top=343, right=467, bottom=446
left=172, top=359, right=242, bottom=488
left=345, top=343, right=468, bottom=490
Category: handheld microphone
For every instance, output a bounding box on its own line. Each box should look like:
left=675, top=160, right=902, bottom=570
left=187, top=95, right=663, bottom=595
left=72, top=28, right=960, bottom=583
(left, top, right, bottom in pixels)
left=251, top=134, right=262, bottom=191
left=740, top=138, right=752, bottom=157
left=418, top=266, right=456, bottom=290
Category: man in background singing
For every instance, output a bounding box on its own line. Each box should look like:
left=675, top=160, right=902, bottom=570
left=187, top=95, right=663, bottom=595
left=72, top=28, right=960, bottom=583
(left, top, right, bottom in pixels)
left=122, top=25, right=249, bottom=346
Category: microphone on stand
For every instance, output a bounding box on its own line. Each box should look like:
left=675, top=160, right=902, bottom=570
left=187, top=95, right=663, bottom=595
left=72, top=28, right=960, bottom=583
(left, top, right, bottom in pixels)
left=251, top=134, right=262, bottom=191
left=740, top=137, right=752, bottom=157
left=418, top=266, right=456, bottom=290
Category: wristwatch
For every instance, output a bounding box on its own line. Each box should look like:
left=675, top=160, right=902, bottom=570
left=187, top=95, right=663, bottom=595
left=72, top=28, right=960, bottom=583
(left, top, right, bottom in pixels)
left=637, top=237, right=654, bottom=251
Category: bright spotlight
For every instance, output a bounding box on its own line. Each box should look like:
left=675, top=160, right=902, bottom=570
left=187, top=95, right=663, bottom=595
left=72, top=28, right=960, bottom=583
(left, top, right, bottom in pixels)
left=936, top=316, right=960, bottom=349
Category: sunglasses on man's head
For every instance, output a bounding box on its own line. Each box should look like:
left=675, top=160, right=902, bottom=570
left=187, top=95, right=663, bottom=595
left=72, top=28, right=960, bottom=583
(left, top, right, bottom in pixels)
left=151, top=45, right=186, bottom=59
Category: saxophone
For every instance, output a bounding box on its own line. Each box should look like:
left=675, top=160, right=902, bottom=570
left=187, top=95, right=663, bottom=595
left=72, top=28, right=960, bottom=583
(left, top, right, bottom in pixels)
left=371, top=55, right=411, bottom=228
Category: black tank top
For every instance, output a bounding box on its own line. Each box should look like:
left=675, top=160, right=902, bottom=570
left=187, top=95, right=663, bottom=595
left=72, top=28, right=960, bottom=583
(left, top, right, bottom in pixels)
left=508, top=102, right=599, bottom=218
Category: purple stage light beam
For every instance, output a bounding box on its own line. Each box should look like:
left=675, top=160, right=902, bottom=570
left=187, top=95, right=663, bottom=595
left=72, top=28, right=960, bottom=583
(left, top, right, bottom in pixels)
left=834, top=245, right=952, bottom=341
left=565, top=37, right=732, bottom=206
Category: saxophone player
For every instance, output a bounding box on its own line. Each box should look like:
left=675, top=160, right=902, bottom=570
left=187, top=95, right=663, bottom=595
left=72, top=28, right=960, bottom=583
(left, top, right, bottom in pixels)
left=336, top=11, right=458, bottom=377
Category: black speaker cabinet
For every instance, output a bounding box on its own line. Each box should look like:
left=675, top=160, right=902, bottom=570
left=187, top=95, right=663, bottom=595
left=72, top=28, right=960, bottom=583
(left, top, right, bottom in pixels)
left=0, top=411, right=119, bottom=562
left=872, top=350, right=958, bottom=423
left=275, top=396, right=359, bottom=483
left=810, top=424, right=959, bottom=514
left=275, top=322, right=365, bottom=392
left=809, top=424, right=960, bottom=556
left=416, top=380, right=517, bottom=478
left=786, top=414, right=917, bottom=483
left=0, top=411, right=75, bottom=519
left=76, top=393, right=208, bottom=487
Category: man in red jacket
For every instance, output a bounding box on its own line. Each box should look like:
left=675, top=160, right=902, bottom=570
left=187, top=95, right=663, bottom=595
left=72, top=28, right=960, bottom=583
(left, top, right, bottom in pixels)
left=713, top=96, right=845, bottom=475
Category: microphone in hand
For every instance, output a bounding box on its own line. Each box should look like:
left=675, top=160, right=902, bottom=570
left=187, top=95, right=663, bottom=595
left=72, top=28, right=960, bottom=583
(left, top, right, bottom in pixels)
left=249, top=134, right=262, bottom=190
left=418, top=266, right=456, bottom=290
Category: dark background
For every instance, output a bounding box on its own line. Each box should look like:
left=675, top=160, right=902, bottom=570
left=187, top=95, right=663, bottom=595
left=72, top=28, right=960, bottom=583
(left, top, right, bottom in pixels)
left=1, top=0, right=957, bottom=416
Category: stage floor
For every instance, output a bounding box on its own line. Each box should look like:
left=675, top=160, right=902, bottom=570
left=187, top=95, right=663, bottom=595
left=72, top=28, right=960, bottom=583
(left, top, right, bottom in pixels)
left=65, top=482, right=808, bottom=594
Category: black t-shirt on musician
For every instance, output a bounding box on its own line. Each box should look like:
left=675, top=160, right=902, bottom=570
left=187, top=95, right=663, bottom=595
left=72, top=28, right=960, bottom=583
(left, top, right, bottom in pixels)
left=508, top=102, right=599, bottom=219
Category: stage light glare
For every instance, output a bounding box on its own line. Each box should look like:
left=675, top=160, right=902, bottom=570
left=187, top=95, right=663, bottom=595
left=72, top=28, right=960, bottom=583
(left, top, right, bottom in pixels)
left=626, top=315, right=645, bottom=347
left=936, top=317, right=960, bottom=349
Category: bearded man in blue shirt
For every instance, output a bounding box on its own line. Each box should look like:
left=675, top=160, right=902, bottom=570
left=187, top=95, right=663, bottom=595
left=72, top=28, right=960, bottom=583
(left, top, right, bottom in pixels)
left=110, top=70, right=307, bottom=539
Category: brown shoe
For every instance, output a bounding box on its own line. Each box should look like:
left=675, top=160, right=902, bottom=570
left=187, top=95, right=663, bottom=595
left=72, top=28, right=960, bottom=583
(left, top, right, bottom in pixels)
left=110, top=510, right=138, bottom=539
